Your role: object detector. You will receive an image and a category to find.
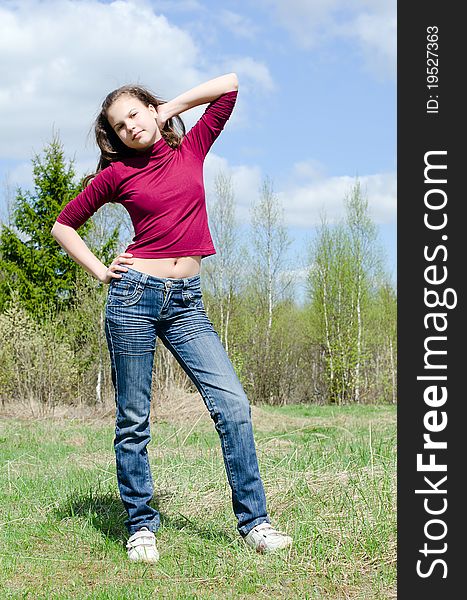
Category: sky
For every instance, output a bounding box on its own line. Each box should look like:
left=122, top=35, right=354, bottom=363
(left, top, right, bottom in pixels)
left=0, top=0, right=396, bottom=295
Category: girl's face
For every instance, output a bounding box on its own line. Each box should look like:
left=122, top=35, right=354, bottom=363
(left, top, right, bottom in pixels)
left=107, top=95, right=160, bottom=150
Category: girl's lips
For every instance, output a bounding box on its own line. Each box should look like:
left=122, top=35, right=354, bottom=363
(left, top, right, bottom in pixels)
left=133, top=130, right=143, bottom=140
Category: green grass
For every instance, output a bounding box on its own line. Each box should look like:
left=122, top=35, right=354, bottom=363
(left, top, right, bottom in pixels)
left=0, top=402, right=396, bottom=599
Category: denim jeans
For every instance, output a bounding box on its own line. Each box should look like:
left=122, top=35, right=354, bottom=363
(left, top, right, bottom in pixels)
left=104, top=267, right=270, bottom=537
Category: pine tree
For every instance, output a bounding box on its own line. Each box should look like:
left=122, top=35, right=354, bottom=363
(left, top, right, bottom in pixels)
left=0, top=135, right=118, bottom=318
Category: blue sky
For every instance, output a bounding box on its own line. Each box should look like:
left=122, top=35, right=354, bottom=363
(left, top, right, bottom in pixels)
left=0, top=0, right=396, bottom=292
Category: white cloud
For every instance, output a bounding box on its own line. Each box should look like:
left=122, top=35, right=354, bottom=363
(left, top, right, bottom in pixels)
left=3, top=162, right=34, bottom=190
left=150, top=0, right=205, bottom=12
left=204, top=153, right=263, bottom=223
left=278, top=169, right=396, bottom=226
left=261, top=0, right=342, bottom=48
left=226, top=57, right=276, bottom=93
left=338, top=5, right=396, bottom=80
left=217, top=9, right=261, bottom=40
left=0, top=0, right=273, bottom=162
left=292, top=159, right=327, bottom=180
left=262, top=0, right=396, bottom=79
left=205, top=155, right=395, bottom=228
left=0, top=0, right=199, bottom=160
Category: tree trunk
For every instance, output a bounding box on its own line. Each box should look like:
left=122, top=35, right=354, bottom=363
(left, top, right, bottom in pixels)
left=96, top=307, right=103, bottom=404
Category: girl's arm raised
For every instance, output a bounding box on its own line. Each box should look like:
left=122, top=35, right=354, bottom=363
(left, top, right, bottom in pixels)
left=51, top=221, right=133, bottom=284
left=159, top=73, right=238, bottom=122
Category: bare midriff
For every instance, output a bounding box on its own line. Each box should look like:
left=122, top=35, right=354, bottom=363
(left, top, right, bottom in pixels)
left=129, top=256, right=202, bottom=279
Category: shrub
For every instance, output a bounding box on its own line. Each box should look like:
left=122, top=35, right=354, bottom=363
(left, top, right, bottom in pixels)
left=0, top=292, right=79, bottom=413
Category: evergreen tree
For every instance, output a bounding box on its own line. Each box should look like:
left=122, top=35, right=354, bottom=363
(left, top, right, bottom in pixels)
left=0, top=135, right=118, bottom=318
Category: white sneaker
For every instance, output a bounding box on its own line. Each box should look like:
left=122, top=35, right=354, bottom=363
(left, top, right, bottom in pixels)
left=243, top=522, right=293, bottom=554
left=126, top=527, right=159, bottom=563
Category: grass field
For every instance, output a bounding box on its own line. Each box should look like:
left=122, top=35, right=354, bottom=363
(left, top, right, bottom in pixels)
left=0, top=397, right=396, bottom=599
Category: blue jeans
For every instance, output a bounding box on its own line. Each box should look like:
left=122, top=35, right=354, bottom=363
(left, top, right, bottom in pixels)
left=104, top=267, right=270, bottom=537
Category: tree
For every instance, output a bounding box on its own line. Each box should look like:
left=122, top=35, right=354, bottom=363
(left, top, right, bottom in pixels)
left=344, top=181, right=381, bottom=402
left=0, top=135, right=119, bottom=318
left=307, top=180, right=383, bottom=404
left=249, top=176, right=292, bottom=402
left=204, top=170, right=244, bottom=352
left=308, top=218, right=354, bottom=403
left=365, top=279, right=397, bottom=403
left=251, top=176, right=292, bottom=337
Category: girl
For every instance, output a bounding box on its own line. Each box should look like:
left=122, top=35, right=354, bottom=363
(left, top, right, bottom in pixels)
left=51, top=73, right=293, bottom=563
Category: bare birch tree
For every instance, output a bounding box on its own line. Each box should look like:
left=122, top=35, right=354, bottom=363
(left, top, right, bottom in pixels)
left=344, top=181, right=381, bottom=402
left=204, top=170, right=243, bottom=352
left=249, top=176, right=292, bottom=402
left=308, top=181, right=383, bottom=404
left=251, top=177, right=292, bottom=336
left=308, top=218, right=356, bottom=403
left=366, top=280, right=397, bottom=403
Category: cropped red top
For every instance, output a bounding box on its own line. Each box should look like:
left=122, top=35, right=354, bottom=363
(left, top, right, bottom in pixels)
left=56, top=90, right=238, bottom=258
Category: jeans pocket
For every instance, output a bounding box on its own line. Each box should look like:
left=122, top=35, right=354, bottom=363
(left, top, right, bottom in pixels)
left=108, top=278, right=145, bottom=306
left=181, top=288, right=203, bottom=309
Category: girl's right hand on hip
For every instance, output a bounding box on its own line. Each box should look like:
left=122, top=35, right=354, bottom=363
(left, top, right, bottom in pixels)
left=102, top=253, right=134, bottom=284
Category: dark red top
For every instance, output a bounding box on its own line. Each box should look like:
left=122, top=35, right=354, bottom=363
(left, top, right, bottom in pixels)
left=56, top=90, right=238, bottom=258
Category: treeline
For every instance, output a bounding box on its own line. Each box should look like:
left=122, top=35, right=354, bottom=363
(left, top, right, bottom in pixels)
left=0, top=138, right=396, bottom=411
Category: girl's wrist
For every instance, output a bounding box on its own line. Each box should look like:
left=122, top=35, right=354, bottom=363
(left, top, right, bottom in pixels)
left=159, top=101, right=182, bottom=121
left=96, top=263, right=111, bottom=283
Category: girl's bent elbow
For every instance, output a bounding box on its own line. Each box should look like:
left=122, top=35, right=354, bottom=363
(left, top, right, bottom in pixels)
left=51, top=221, right=70, bottom=236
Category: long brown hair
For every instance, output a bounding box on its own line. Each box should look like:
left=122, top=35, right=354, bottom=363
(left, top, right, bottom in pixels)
left=84, top=84, right=186, bottom=186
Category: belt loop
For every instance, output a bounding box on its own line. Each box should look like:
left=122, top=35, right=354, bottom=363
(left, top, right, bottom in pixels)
left=183, top=277, right=189, bottom=289
left=140, top=272, right=148, bottom=286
